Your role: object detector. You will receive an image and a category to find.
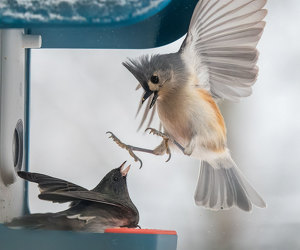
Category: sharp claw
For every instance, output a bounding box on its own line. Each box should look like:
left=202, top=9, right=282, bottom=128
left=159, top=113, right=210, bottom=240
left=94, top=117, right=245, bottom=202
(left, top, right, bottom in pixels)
left=145, top=128, right=152, bottom=135
left=138, top=158, right=143, bottom=169
left=106, top=131, right=117, bottom=141
left=128, top=150, right=143, bottom=169
left=165, top=152, right=171, bottom=162
left=145, top=128, right=155, bottom=136
left=106, top=131, right=128, bottom=150
left=146, top=127, right=170, bottom=141
left=165, top=140, right=171, bottom=162
left=107, top=131, right=143, bottom=168
left=146, top=128, right=173, bottom=162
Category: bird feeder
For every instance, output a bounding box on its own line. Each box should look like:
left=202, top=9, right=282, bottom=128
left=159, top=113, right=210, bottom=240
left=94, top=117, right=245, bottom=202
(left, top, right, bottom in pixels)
left=0, top=0, right=197, bottom=249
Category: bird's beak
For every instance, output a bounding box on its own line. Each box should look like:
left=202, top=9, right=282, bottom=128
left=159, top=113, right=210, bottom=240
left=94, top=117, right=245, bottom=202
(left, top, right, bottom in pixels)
left=142, top=91, right=158, bottom=109
left=142, top=91, right=152, bottom=104
left=120, top=161, right=131, bottom=177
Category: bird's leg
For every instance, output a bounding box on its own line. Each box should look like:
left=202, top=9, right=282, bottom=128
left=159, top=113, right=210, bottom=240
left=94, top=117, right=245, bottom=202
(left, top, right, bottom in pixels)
left=152, top=139, right=171, bottom=162
left=146, top=127, right=197, bottom=156
left=107, top=132, right=144, bottom=168
left=145, top=128, right=186, bottom=154
left=106, top=131, right=171, bottom=168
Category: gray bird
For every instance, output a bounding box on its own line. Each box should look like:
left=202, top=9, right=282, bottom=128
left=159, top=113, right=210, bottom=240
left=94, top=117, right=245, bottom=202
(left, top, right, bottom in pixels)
left=7, top=162, right=139, bottom=232
left=118, top=0, right=267, bottom=211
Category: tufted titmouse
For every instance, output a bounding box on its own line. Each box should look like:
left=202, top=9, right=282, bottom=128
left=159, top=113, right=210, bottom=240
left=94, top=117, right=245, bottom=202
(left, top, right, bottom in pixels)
left=121, top=0, right=267, bottom=211
left=7, top=162, right=139, bottom=232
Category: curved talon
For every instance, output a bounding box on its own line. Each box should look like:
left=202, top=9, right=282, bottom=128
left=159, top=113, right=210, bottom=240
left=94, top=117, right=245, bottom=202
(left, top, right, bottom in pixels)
left=129, top=151, right=143, bottom=169
left=145, top=127, right=157, bottom=135
left=164, top=138, right=171, bottom=162
left=138, top=160, right=143, bottom=169
left=145, top=127, right=170, bottom=140
left=106, top=131, right=127, bottom=150
left=106, top=131, right=121, bottom=145
left=128, top=151, right=143, bottom=169
left=106, top=131, right=114, bottom=136
left=145, top=128, right=152, bottom=134
left=146, top=127, right=173, bottom=162
left=165, top=150, right=171, bottom=162
left=107, top=131, right=143, bottom=168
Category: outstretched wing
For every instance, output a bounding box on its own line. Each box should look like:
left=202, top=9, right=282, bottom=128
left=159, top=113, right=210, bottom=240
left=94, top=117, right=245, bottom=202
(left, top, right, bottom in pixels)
left=39, top=191, right=138, bottom=219
left=38, top=191, right=124, bottom=208
left=18, top=171, right=134, bottom=210
left=180, top=0, right=267, bottom=101
left=18, top=171, right=88, bottom=194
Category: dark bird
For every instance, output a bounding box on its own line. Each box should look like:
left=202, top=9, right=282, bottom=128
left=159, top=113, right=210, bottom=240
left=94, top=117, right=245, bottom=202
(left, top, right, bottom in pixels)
left=6, top=162, right=139, bottom=232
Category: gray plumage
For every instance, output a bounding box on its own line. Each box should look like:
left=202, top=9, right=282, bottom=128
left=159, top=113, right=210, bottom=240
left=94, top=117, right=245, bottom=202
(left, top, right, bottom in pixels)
left=6, top=162, right=139, bottom=232
left=195, top=157, right=265, bottom=211
left=132, top=0, right=267, bottom=129
left=123, top=0, right=267, bottom=211
left=180, top=0, right=267, bottom=101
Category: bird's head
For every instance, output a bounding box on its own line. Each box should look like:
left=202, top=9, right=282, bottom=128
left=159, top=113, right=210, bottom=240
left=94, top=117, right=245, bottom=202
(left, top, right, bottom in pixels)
left=123, top=54, right=185, bottom=109
left=94, top=161, right=131, bottom=198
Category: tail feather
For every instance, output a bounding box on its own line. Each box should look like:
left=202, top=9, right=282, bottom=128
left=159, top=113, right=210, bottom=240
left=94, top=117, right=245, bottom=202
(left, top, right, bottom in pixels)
left=194, top=157, right=266, bottom=211
left=6, top=213, right=54, bottom=229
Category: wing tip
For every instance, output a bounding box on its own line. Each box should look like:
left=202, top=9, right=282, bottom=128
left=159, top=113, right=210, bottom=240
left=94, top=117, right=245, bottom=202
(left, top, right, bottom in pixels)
left=17, top=171, right=36, bottom=182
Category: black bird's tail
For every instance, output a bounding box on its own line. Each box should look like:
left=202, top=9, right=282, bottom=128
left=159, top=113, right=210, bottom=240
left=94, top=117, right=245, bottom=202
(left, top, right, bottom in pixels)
left=6, top=213, right=55, bottom=229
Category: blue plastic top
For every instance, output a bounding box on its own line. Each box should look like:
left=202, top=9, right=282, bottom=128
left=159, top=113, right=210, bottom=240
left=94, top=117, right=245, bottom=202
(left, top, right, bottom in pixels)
left=0, top=224, right=178, bottom=250
left=0, top=0, right=171, bottom=27
left=0, top=0, right=198, bottom=48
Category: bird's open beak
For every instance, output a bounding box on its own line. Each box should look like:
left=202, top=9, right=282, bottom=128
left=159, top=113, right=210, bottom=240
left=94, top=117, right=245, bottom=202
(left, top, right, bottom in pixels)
left=142, top=91, right=158, bottom=109
left=120, top=161, right=131, bottom=177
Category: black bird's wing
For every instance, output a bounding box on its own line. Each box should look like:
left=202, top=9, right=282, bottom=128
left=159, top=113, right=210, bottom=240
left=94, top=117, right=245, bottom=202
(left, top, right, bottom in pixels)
left=11, top=170, right=139, bottom=231
left=39, top=191, right=139, bottom=219
left=39, top=191, right=125, bottom=208
left=18, top=171, right=88, bottom=203
left=18, top=171, right=138, bottom=219
left=19, top=172, right=125, bottom=207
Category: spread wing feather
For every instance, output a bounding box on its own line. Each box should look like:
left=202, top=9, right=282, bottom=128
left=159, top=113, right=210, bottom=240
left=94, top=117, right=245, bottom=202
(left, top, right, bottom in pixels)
left=134, top=0, right=267, bottom=129
left=18, top=171, right=87, bottom=194
left=18, top=171, right=129, bottom=209
left=180, top=0, right=267, bottom=101
left=38, top=191, right=124, bottom=208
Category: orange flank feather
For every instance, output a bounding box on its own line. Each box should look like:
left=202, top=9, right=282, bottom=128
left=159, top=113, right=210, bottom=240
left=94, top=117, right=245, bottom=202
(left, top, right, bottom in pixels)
left=198, top=89, right=226, bottom=152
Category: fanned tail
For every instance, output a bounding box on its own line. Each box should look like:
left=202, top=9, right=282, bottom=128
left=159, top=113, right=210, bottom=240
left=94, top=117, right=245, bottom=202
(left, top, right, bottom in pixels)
left=194, top=156, right=266, bottom=211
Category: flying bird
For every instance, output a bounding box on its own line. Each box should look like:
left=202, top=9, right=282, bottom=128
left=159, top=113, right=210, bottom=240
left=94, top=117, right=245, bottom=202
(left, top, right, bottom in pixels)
left=120, top=0, right=267, bottom=211
left=7, top=162, right=139, bottom=232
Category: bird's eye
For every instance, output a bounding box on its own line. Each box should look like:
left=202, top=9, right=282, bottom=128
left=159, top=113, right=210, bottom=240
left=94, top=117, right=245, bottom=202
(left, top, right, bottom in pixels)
left=113, top=177, right=119, bottom=182
left=150, top=75, right=159, bottom=84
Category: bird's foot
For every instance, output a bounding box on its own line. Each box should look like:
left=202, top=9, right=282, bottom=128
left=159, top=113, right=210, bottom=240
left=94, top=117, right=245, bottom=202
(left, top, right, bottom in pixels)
left=146, top=128, right=172, bottom=162
left=145, top=128, right=169, bottom=140
left=146, top=127, right=187, bottom=155
left=106, top=132, right=143, bottom=168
